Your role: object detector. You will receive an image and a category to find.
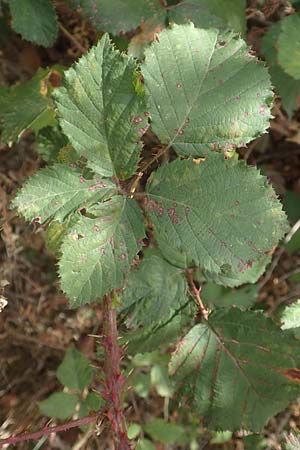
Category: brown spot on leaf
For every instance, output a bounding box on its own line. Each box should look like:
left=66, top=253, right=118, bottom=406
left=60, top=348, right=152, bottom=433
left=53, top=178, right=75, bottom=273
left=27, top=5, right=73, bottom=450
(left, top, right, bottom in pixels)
left=284, top=368, right=300, bottom=383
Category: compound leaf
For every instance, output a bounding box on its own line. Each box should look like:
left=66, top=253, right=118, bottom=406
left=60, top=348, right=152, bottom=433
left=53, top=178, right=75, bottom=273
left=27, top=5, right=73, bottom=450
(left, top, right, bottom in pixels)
left=169, top=308, right=300, bottom=431
left=57, top=346, right=92, bottom=390
left=65, top=0, right=166, bottom=35
left=0, top=68, right=55, bottom=144
left=12, top=164, right=115, bottom=223
left=59, top=196, right=145, bottom=306
left=278, top=15, right=300, bottom=80
left=121, top=249, right=189, bottom=328
left=39, top=392, right=78, bottom=420
left=146, top=154, right=288, bottom=276
left=9, top=0, right=58, bottom=47
left=141, top=24, right=272, bottom=157
left=54, top=33, right=148, bottom=179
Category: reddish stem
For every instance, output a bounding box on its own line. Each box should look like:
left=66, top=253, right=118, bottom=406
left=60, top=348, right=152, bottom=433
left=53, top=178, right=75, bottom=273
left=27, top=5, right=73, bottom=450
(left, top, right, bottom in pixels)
left=186, top=271, right=209, bottom=320
left=0, top=414, right=100, bottom=447
left=102, top=294, right=131, bottom=450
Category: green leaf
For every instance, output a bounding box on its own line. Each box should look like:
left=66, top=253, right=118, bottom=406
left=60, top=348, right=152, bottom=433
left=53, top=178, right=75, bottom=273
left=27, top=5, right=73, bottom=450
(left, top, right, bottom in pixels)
left=168, top=3, right=224, bottom=30
left=261, top=21, right=300, bottom=116
left=146, top=155, right=288, bottom=276
left=280, top=301, right=300, bottom=340
left=278, top=15, right=300, bottom=80
left=210, top=431, right=232, bottom=444
left=169, top=0, right=246, bottom=33
left=9, top=0, right=58, bottom=47
left=243, top=435, right=268, bottom=450
left=136, top=439, right=156, bottom=450
left=203, top=254, right=271, bottom=288
left=36, top=126, right=69, bottom=163
left=285, top=230, right=300, bottom=255
left=0, top=68, right=55, bottom=144
left=56, top=346, right=92, bottom=390
left=12, top=164, right=115, bottom=223
left=38, top=392, right=78, bottom=419
left=133, top=372, right=151, bottom=399
left=59, top=196, right=145, bottom=306
left=285, top=432, right=300, bottom=450
left=54, top=34, right=148, bottom=179
left=283, top=191, right=300, bottom=223
left=127, top=423, right=142, bottom=440
left=123, top=302, right=195, bottom=355
left=141, top=24, right=272, bottom=157
left=169, top=308, right=300, bottom=431
left=201, top=282, right=258, bottom=310
left=121, top=249, right=189, bottom=328
left=144, top=419, right=186, bottom=445
left=84, top=391, right=103, bottom=410
left=45, top=216, right=79, bottom=256
left=65, top=0, right=166, bottom=35
left=151, top=364, right=174, bottom=397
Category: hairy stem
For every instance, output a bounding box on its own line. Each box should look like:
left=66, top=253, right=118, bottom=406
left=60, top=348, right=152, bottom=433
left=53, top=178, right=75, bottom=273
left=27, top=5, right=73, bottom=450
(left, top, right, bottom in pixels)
left=0, top=414, right=101, bottom=447
left=102, top=294, right=131, bottom=450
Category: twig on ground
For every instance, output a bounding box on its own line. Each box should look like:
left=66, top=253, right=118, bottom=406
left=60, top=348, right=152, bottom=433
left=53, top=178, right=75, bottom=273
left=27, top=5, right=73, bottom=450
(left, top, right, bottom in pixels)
left=0, top=414, right=101, bottom=447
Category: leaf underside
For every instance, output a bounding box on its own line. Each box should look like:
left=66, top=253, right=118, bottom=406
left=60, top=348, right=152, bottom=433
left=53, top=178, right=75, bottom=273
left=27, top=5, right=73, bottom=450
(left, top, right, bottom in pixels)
left=141, top=23, right=272, bottom=157
left=169, top=308, right=300, bottom=431
left=54, top=34, right=148, bottom=179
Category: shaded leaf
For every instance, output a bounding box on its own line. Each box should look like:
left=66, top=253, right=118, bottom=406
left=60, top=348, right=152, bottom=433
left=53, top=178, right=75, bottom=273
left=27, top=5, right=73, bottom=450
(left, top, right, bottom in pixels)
left=9, top=0, right=58, bottom=47
left=201, top=282, right=258, bottom=310
left=65, top=0, right=166, bottom=35
left=57, top=346, right=92, bottom=390
left=121, top=249, right=189, bottom=328
left=169, top=309, right=300, bottom=431
left=12, top=164, right=115, bottom=223
left=144, top=419, right=186, bottom=445
left=54, top=34, right=148, bottom=178
left=278, top=15, right=300, bottom=80
left=59, top=196, right=145, bottom=306
left=136, top=439, right=156, bottom=450
left=141, top=24, right=272, bottom=157
left=0, top=69, right=55, bottom=144
left=146, top=155, right=288, bottom=276
left=39, top=392, right=78, bottom=419
left=169, top=0, right=246, bottom=33
left=261, top=21, right=300, bottom=116
left=123, top=302, right=195, bottom=355
left=36, top=126, right=69, bottom=163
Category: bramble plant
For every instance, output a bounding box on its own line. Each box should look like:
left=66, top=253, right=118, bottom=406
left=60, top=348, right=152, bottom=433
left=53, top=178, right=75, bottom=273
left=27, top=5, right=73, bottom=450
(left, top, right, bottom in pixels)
left=2, top=1, right=300, bottom=449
